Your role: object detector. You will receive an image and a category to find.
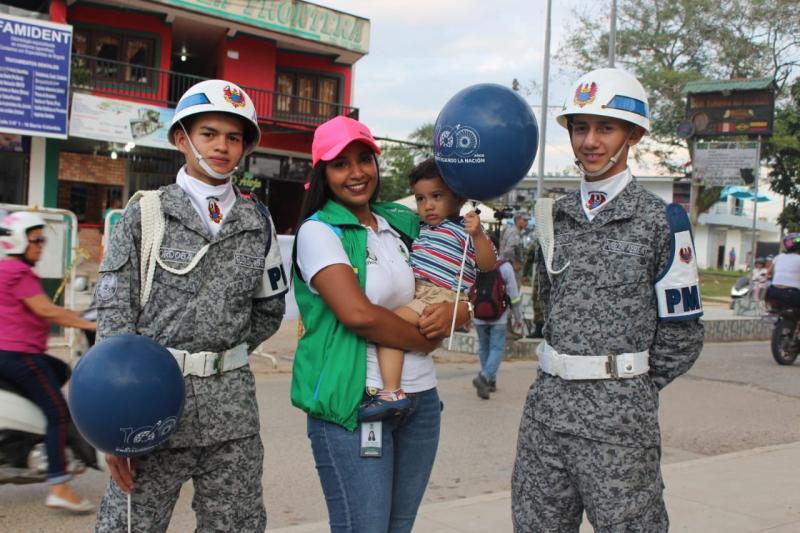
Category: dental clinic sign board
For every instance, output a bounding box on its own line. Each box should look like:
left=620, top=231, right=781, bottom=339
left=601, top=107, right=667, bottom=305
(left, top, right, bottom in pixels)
left=0, top=13, right=72, bottom=139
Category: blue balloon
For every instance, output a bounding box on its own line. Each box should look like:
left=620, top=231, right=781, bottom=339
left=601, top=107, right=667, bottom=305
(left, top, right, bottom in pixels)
left=433, top=84, right=538, bottom=201
left=69, top=334, right=185, bottom=457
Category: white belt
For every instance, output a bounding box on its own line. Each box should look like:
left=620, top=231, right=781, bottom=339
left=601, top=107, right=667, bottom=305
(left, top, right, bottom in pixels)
left=167, top=343, right=249, bottom=377
left=537, top=341, right=649, bottom=380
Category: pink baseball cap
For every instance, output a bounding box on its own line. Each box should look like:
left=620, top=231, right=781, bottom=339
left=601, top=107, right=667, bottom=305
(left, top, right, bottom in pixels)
left=311, top=116, right=381, bottom=167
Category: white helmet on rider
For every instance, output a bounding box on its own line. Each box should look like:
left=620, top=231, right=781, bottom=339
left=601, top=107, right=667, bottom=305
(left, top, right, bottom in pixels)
left=0, top=211, right=46, bottom=255
left=556, top=68, right=650, bottom=177
left=169, top=79, right=261, bottom=180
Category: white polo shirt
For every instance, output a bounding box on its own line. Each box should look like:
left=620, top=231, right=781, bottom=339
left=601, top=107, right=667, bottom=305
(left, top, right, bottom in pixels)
left=296, top=214, right=437, bottom=393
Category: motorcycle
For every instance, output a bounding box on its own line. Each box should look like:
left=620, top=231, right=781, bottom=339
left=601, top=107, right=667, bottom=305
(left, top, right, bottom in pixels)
left=730, top=276, right=750, bottom=309
left=0, top=311, right=103, bottom=485
left=766, top=299, right=800, bottom=366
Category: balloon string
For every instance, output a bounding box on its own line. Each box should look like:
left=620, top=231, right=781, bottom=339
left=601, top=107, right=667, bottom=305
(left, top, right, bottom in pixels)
left=127, top=457, right=132, bottom=533
left=447, top=226, right=472, bottom=350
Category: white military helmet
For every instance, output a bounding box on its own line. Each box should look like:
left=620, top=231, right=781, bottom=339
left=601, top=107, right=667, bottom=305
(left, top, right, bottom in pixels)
left=556, top=68, right=650, bottom=133
left=169, top=79, right=261, bottom=154
left=0, top=211, right=46, bottom=255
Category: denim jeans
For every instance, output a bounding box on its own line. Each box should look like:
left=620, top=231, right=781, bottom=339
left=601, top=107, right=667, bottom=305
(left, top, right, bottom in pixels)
left=476, top=323, right=507, bottom=383
left=307, top=388, right=441, bottom=533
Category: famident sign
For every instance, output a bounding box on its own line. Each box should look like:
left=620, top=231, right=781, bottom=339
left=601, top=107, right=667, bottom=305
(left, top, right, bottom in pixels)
left=0, top=13, right=72, bottom=139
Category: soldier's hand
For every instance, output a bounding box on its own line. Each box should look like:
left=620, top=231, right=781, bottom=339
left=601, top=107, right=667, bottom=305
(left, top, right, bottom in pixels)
left=106, top=454, right=136, bottom=494
left=463, top=211, right=482, bottom=237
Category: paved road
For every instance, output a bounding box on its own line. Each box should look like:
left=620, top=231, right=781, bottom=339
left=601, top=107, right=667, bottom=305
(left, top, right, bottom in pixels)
left=1, top=340, right=799, bottom=532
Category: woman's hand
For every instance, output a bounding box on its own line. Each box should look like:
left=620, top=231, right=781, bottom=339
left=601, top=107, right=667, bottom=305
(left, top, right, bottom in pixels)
left=419, top=301, right=470, bottom=340
left=105, top=455, right=136, bottom=493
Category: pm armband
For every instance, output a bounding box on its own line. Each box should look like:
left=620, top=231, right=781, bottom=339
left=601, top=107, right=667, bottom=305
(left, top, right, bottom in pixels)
left=255, top=225, right=289, bottom=299
left=654, top=203, right=703, bottom=321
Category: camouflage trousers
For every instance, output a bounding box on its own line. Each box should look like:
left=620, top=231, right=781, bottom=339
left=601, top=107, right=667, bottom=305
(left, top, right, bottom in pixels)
left=512, top=414, right=667, bottom=532
left=94, top=433, right=266, bottom=533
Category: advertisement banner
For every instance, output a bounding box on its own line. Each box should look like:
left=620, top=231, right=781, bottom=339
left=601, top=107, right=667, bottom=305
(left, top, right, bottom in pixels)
left=693, top=141, right=760, bottom=187
left=69, top=92, right=176, bottom=150
left=0, top=13, right=72, bottom=139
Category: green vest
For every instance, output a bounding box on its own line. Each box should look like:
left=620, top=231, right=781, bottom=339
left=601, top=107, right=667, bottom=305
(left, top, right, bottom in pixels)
left=290, top=200, right=420, bottom=430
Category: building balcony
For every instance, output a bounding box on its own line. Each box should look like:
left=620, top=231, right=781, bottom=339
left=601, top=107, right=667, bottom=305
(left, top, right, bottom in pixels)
left=69, top=54, right=358, bottom=130
left=698, top=211, right=778, bottom=232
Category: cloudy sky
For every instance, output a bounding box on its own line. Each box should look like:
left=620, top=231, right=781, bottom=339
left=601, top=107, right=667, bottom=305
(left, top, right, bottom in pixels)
left=321, top=0, right=662, bottom=176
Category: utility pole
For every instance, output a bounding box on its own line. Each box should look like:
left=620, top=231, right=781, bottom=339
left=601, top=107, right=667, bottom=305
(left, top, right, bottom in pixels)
left=608, top=0, right=617, bottom=67
left=749, top=137, right=762, bottom=274
left=536, top=0, right=552, bottom=199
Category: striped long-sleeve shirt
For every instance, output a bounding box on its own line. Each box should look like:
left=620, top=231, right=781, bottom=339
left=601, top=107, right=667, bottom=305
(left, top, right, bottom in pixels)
left=410, top=218, right=476, bottom=292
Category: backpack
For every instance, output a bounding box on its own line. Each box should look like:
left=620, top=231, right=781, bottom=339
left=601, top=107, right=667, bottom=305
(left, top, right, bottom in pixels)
left=468, top=260, right=510, bottom=320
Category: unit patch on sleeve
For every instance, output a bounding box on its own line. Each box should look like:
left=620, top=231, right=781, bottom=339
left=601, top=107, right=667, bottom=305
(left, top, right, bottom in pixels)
left=654, top=203, right=703, bottom=320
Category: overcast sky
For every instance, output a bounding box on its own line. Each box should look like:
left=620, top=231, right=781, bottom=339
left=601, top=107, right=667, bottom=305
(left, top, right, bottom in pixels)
left=321, top=0, right=650, bottom=176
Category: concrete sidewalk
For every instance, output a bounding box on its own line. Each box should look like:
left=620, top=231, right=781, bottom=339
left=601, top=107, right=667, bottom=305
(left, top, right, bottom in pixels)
left=269, top=441, right=800, bottom=532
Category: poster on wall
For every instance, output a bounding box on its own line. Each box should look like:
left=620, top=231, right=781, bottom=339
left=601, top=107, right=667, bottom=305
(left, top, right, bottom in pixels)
left=0, top=13, right=72, bottom=139
left=69, top=92, right=176, bottom=150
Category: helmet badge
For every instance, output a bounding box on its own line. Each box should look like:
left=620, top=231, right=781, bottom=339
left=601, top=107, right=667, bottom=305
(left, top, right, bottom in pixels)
left=574, top=82, right=598, bottom=108
left=223, top=85, right=246, bottom=108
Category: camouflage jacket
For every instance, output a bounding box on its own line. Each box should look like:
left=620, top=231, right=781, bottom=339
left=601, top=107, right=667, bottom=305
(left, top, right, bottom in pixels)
left=532, top=179, right=704, bottom=447
left=95, top=183, right=285, bottom=447
left=499, top=224, right=525, bottom=265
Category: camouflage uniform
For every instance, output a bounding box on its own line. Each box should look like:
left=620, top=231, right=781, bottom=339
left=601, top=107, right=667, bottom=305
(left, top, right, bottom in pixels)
left=93, top=183, right=285, bottom=532
left=512, top=181, right=704, bottom=531
left=500, top=224, right=526, bottom=286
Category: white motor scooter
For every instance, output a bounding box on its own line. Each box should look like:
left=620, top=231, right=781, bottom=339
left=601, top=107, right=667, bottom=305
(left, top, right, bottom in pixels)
left=0, top=312, right=103, bottom=485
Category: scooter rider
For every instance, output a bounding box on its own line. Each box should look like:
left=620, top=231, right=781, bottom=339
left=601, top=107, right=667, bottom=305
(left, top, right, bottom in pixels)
left=93, top=80, right=286, bottom=532
left=0, top=211, right=96, bottom=512
left=512, top=68, right=705, bottom=531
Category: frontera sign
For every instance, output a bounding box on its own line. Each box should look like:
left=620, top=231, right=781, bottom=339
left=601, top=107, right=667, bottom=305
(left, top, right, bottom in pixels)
left=155, top=0, right=370, bottom=54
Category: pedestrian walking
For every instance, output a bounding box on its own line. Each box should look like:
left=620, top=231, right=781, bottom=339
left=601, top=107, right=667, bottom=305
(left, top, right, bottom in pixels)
left=472, top=259, right=521, bottom=399
left=512, top=68, right=704, bottom=532
left=93, top=79, right=286, bottom=532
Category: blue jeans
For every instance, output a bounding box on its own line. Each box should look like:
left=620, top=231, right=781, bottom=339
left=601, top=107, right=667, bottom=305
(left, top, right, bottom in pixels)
left=476, top=323, right=507, bottom=382
left=0, top=351, right=72, bottom=484
left=307, top=388, right=441, bottom=533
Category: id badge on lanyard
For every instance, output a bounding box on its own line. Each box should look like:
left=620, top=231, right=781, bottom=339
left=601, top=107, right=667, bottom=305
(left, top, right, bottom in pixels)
left=360, top=421, right=382, bottom=457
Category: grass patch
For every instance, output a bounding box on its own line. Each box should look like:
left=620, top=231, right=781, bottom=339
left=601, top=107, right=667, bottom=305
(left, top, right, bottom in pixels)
left=699, top=268, right=745, bottom=300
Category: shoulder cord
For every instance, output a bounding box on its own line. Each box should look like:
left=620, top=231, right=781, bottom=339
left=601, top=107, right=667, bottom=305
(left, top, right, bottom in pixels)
left=534, top=198, right=570, bottom=280
left=127, top=190, right=210, bottom=307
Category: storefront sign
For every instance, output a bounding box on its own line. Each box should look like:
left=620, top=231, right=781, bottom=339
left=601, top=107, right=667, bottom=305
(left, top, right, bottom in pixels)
left=69, top=93, right=176, bottom=150
left=693, top=141, right=760, bottom=186
left=0, top=13, right=72, bottom=139
left=154, top=0, right=369, bottom=53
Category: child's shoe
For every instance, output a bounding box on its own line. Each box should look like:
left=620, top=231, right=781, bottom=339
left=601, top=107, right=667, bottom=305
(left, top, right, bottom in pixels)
left=358, top=389, right=411, bottom=422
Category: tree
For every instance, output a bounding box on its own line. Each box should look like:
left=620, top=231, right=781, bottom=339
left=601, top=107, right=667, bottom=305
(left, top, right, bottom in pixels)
left=377, top=123, right=434, bottom=202
left=558, top=0, right=800, bottom=221
left=559, top=0, right=799, bottom=163
left=764, top=78, right=800, bottom=232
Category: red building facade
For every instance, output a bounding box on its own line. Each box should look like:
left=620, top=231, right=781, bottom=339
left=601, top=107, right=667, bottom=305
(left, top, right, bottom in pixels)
left=48, top=0, right=368, bottom=240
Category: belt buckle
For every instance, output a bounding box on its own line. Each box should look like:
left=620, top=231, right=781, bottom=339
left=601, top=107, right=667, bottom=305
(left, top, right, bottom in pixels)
left=185, top=352, right=206, bottom=376
left=605, top=354, right=619, bottom=379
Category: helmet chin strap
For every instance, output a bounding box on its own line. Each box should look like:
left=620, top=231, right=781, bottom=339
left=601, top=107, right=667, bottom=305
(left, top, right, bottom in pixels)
left=178, top=121, right=240, bottom=181
left=574, top=128, right=634, bottom=179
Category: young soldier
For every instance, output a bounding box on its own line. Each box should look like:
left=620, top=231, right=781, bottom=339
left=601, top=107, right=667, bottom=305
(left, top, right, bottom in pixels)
left=93, top=80, right=286, bottom=532
left=512, top=68, right=704, bottom=531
